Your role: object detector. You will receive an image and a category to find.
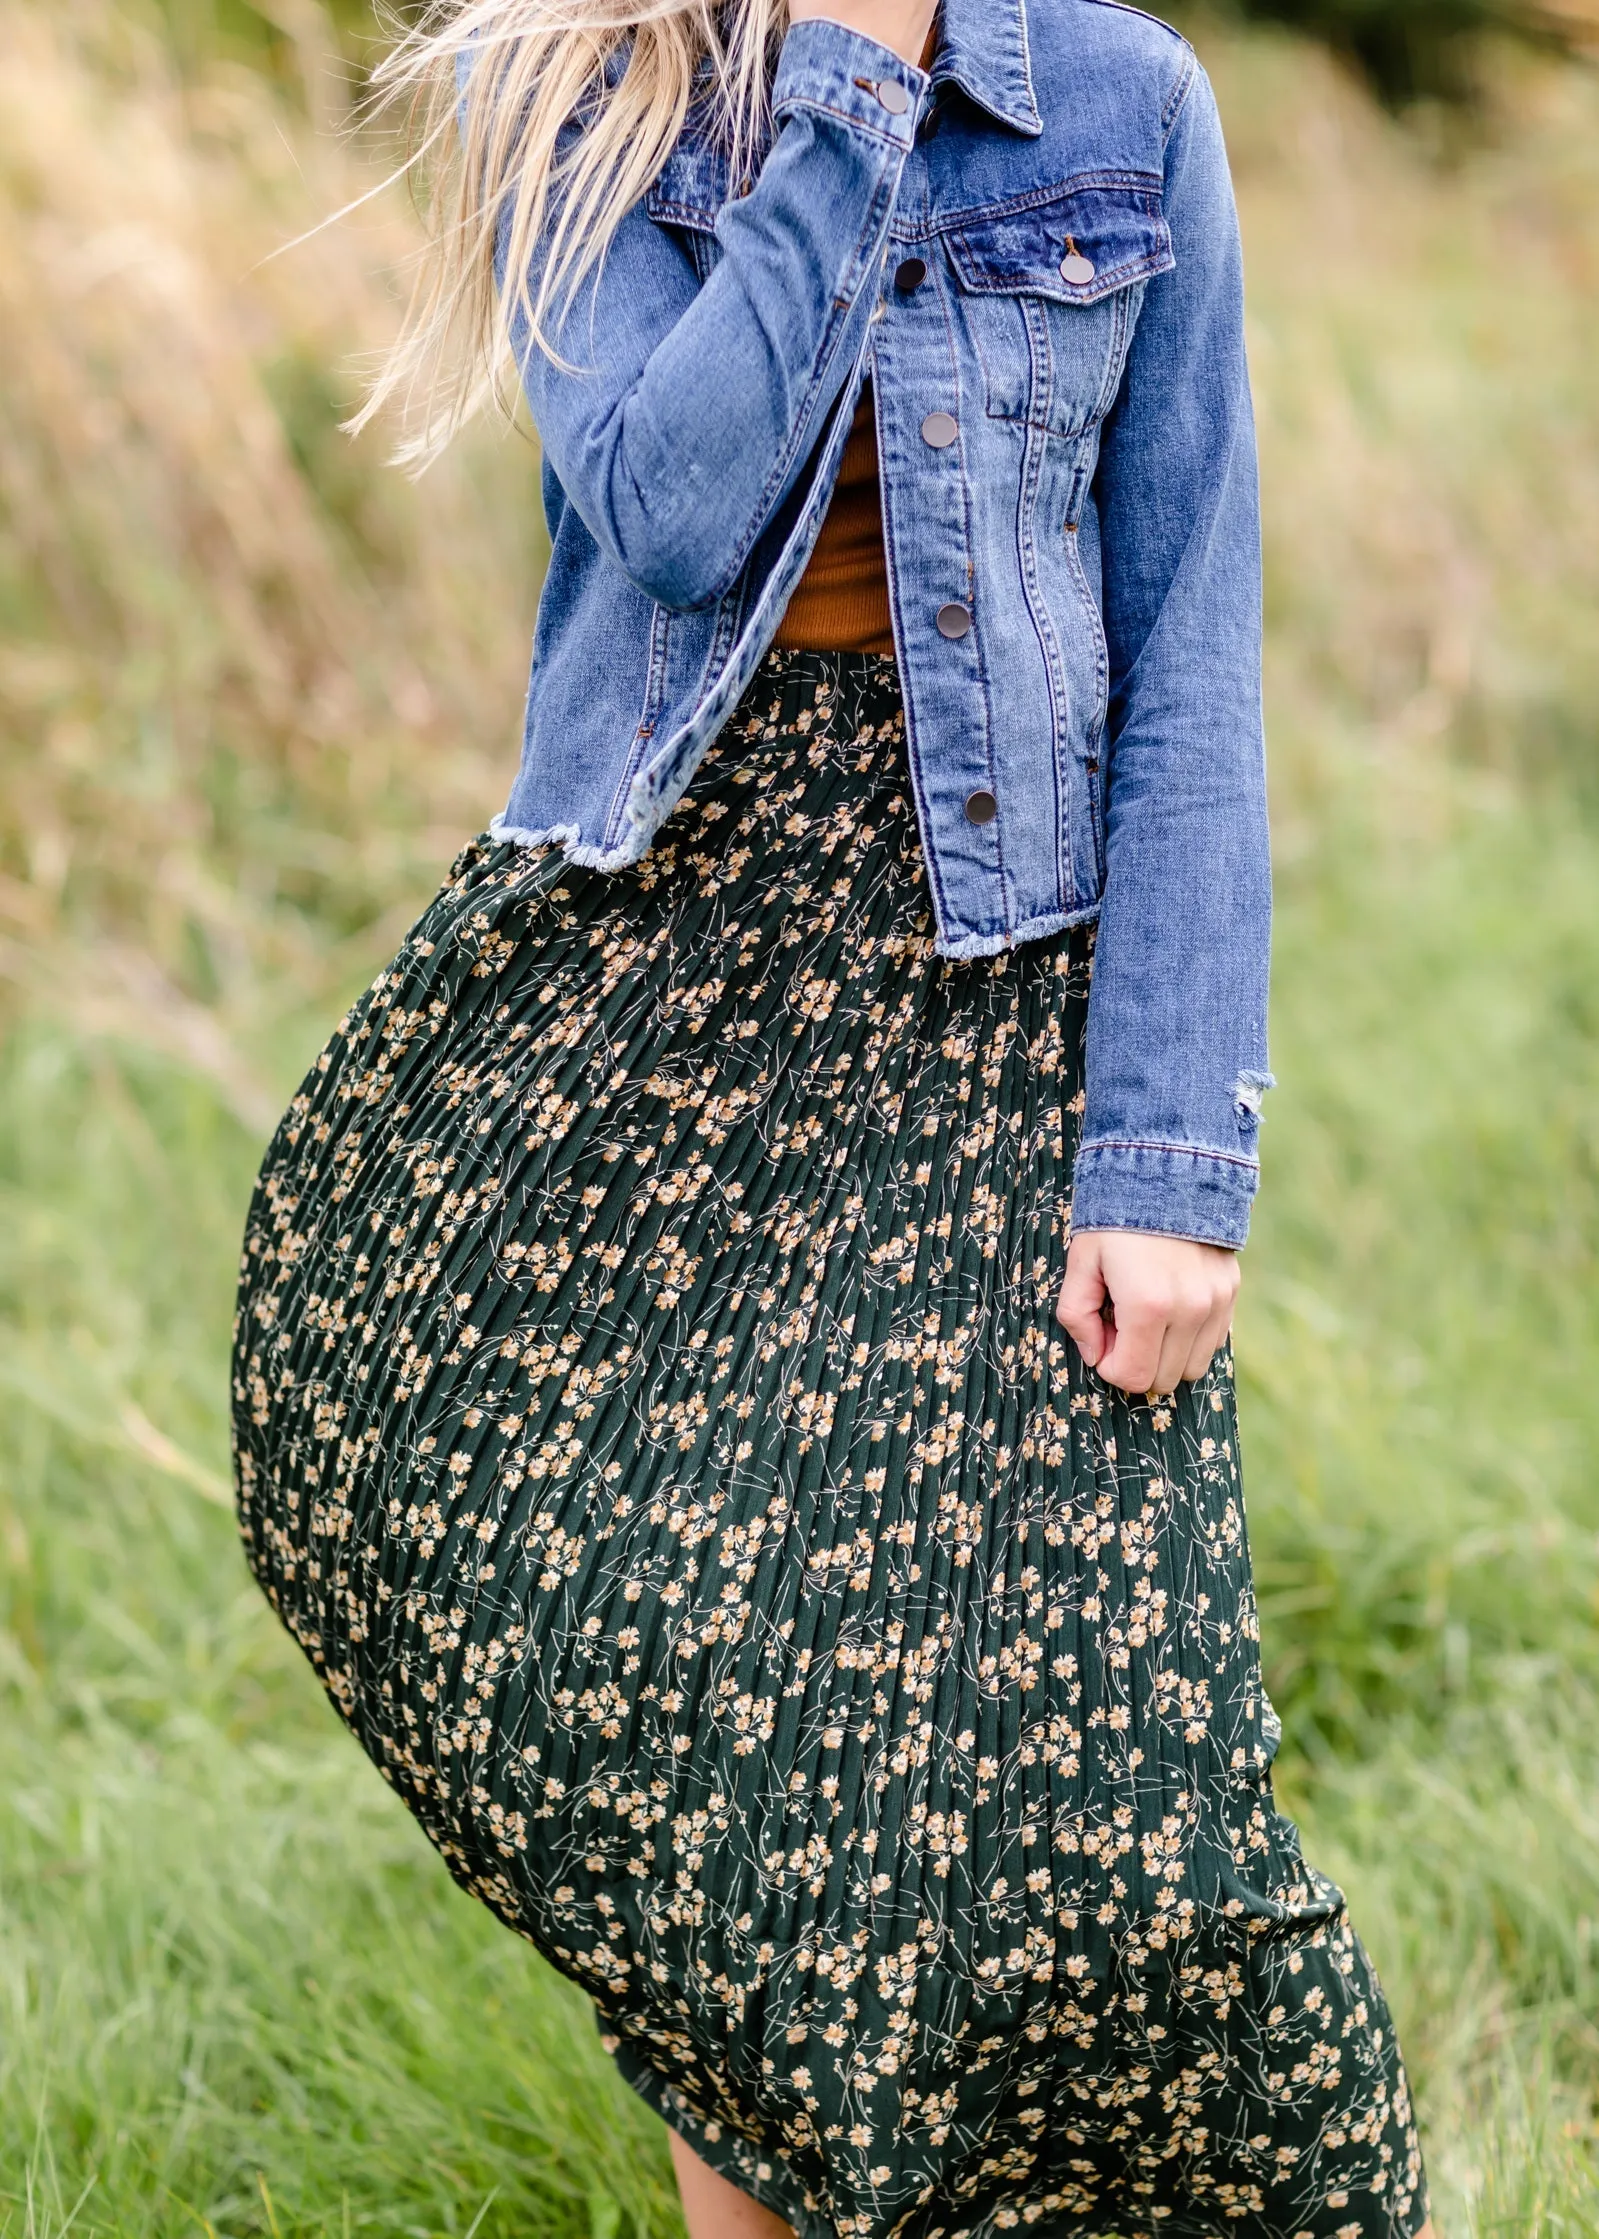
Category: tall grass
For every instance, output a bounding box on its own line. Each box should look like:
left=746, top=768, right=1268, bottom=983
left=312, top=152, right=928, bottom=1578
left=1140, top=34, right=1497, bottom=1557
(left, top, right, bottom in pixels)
left=0, top=0, right=543, bottom=1116
left=1, top=5, right=1597, bottom=2232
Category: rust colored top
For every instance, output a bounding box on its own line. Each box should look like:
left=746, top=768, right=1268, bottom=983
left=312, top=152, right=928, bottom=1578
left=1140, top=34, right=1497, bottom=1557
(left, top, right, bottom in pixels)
left=772, top=386, right=896, bottom=657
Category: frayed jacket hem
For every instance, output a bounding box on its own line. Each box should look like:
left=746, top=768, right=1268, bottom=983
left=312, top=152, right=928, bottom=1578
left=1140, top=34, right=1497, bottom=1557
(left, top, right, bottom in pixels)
left=488, top=814, right=642, bottom=872
left=488, top=813, right=1108, bottom=960
left=935, top=903, right=1101, bottom=961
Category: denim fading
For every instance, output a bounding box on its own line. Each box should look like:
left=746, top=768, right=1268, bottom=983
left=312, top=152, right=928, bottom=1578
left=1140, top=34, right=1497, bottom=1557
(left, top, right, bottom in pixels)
left=484, top=0, right=1272, bottom=1248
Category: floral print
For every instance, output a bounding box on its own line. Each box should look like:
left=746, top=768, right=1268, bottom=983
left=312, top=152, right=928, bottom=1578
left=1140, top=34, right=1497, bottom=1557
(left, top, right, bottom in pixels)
left=232, top=651, right=1427, bottom=2239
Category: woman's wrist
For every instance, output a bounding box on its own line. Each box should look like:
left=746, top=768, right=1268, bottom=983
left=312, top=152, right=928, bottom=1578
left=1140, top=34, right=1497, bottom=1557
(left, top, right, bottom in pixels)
left=785, top=1, right=938, bottom=69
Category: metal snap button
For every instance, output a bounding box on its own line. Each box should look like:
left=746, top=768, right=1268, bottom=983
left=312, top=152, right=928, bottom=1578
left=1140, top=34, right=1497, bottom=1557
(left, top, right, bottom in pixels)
left=936, top=602, right=972, bottom=640
left=964, top=789, right=999, bottom=825
left=1060, top=249, right=1096, bottom=285
left=875, top=79, right=911, bottom=115
left=894, top=256, right=928, bottom=293
left=921, top=411, right=959, bottom=449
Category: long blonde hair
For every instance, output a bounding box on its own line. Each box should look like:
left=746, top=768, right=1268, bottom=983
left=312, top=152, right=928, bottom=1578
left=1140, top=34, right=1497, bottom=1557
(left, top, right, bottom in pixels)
left=353, top=1, right=786, bottom=465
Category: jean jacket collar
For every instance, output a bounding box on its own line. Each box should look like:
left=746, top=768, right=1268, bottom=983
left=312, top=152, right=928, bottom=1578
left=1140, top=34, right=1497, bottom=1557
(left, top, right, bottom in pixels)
left=932, top=0, right=1043, bottom=137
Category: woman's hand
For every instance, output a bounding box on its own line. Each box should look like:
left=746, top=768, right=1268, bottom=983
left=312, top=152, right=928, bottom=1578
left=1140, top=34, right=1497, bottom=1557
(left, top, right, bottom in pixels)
left=1057, top=1232, right=1240, bottom=1397
left=786, top=0, right=939, bottom=68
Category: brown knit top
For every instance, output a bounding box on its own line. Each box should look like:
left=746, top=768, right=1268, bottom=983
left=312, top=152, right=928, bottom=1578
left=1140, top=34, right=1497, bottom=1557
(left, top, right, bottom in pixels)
left=773, top=386, right=896, bottom=656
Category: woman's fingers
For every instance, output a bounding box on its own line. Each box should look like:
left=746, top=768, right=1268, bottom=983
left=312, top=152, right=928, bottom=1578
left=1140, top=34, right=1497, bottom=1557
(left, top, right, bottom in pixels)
left=1183, top=1295, right=1236, bottom=1386
left=1094, top=1293, right=1170, bottom=1395
left=1063, top=1232, right=1241, bottom=1397
left=1054, top=1235, right=1110, bottom=1368
left=1154, top=1314, right=1200, bottom=1399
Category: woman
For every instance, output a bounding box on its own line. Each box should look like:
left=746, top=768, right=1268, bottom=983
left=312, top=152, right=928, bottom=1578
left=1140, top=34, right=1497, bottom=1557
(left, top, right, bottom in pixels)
left=232, top=1, right=1433, bottom=2232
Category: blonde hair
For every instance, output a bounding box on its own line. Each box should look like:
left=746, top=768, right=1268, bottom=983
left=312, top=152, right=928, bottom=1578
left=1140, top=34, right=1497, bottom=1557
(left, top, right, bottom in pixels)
left=353, top=1, right=786, bottom=465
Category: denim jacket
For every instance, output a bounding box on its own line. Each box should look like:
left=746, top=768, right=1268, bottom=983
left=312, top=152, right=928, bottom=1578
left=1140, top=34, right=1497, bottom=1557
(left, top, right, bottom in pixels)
left=490, top=0, right=1273, bottom=1248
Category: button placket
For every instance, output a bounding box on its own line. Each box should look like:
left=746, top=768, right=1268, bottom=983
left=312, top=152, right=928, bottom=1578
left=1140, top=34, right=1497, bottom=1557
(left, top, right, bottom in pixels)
left=873, top=273, right=992, bottom=856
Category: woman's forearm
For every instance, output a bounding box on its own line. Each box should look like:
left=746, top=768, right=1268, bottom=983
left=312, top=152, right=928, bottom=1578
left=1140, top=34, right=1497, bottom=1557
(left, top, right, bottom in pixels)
left=520, top=23, right=925, bottom=610
left=786, top=0, right=938, bottom=67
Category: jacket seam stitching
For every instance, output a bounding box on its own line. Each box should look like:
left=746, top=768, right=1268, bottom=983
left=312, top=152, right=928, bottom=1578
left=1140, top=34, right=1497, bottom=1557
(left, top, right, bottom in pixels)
left=1092, top=283, right=1134, bottom=427
left=1012, top=0, right=1040, bottom=133
left=600, top=607, right=673, bottom=853
left=876, top=317, right=955, bottom=936
left=1013, top=356, right=1070, bottom=915
left=646, top=197, right=723, bottom=237
left=950, top=268, right=1007, bottom=921
left=932, top=170, right=1164, bottom=237
left=1061, top=507, right=1110, bottom=888
left=1075, top=0, right=1192, bottom=50
left=1160, top=47, right=1200, bottom=142
left=1078, top=1139, right=1260, bottom=1173
left=771, top=94, right=914, bottom=153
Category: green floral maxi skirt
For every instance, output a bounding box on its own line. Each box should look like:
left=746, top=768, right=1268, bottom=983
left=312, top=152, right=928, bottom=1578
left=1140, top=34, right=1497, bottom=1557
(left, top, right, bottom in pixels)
left=233, top=651, right=1427, bottom=2239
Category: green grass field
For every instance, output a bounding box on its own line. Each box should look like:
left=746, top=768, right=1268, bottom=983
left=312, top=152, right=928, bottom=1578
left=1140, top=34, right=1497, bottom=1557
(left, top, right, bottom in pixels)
left=2, top=6, right=1597, bottom=2233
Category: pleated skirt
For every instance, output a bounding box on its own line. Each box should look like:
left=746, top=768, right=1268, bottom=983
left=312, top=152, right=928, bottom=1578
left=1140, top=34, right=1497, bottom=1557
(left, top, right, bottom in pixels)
left=232, top=651, right=1426, bottom=2239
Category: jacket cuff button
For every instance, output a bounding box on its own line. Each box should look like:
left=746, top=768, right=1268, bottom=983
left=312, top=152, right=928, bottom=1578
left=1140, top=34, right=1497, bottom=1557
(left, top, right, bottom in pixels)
left=964, top=789, right=999, bottom=826
left=874, top=79, right=911, bottom=115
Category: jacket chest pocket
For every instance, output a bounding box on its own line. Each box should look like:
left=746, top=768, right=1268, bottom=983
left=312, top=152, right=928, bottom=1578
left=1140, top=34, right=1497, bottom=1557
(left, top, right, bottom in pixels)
left=946, top=178, right=1173, bottom=441
left=645, top=120, right=745, bottom=279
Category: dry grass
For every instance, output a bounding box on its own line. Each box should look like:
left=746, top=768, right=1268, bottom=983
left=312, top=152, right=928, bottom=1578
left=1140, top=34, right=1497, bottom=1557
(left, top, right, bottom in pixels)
left=0, top=0, right=541, bottom=1117
left=1214, top=27, right=1599, bottom=827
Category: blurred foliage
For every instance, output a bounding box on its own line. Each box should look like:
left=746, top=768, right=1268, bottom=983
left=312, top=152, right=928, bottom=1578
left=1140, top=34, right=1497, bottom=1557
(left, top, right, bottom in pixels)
left=144, top=0, right=389, bottom=83
left=135, top=0, right=1599, bottom=110
left=1220, top=0, right=1598, bottom=104
left=1, top=0, right=1597, bottom=2232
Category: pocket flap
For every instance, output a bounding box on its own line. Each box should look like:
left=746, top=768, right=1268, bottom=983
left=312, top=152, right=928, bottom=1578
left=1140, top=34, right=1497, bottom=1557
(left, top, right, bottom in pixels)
left=946, top=177, right=1173, bottom=305
left=646, top=105, right=746, bottom=235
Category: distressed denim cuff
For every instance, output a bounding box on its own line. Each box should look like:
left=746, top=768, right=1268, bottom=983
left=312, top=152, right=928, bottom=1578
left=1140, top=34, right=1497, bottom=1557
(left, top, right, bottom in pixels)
left=1070, top=1138, right=1259, bottom=1250
left=772, top=19, right=929, bottom=147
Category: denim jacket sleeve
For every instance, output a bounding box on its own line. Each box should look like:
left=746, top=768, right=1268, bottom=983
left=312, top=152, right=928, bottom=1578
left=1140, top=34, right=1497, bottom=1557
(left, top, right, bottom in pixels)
left=1070, top=62, right=1273, bottom=1252
left=511, top=21, right=924, bottom=612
